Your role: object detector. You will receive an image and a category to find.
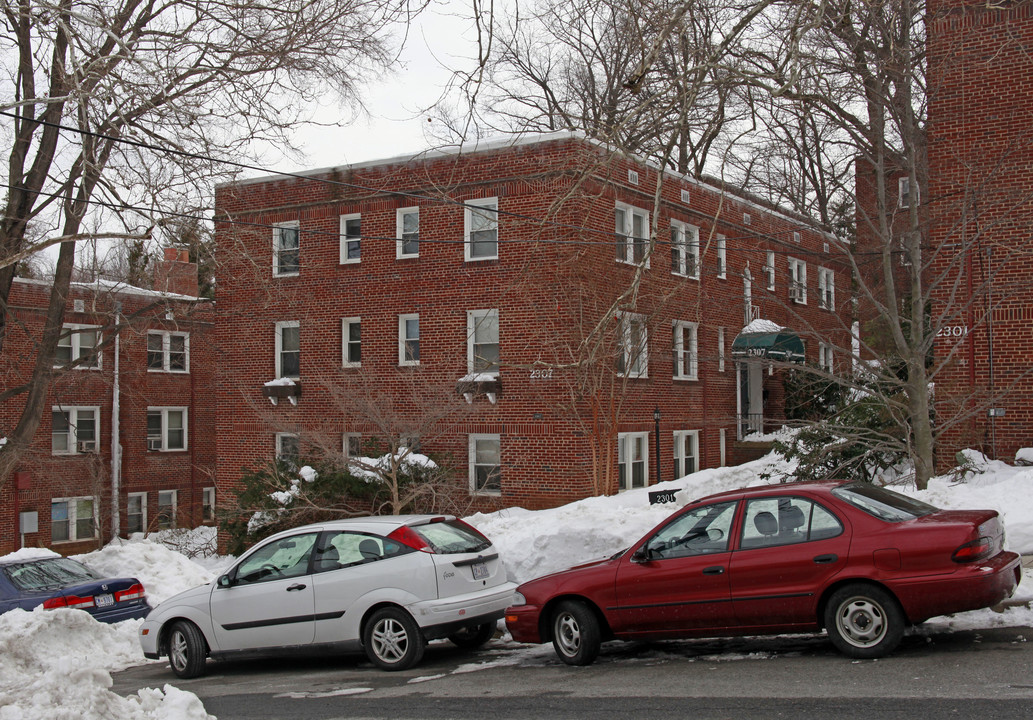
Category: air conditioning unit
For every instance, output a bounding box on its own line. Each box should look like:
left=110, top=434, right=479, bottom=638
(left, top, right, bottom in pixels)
left=789, top=284, right=805, bottom=303
left=147, top=438, right=162, bottom=451
left=76, top=440, right=97, bottom=453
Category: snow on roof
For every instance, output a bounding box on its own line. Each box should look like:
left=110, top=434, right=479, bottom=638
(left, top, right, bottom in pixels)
left=738, top=318, right=785, bottom=335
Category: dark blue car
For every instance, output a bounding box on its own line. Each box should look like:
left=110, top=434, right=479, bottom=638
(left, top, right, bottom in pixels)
left=0, top=555, right=151, bottom=623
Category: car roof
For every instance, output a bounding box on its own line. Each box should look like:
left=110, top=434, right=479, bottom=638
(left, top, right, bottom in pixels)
left=691, top=480, right=847, bottom=504
left=262, top=514, right=459, bottom=539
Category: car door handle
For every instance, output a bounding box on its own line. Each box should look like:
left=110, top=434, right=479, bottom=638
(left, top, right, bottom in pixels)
left=813, top=554, right=838, bottom=564
left=702, top=566, right=725, bottom=575
left=286, top=583, right=307, bottom=591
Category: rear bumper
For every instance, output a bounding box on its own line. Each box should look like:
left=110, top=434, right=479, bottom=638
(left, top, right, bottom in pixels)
left=409, top=582, right=517, bottom=635
left=892, top=550, right=1021, bottom=622
left=89, top=600, right=152, bottom=624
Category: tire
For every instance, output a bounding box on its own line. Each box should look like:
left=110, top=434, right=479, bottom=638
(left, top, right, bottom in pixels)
left=824, top=584, right=905, bottom=659
left=363, top=607, right=426, bottom=671
left=448, top=622, right=496, bottom=650
left=167, top=620, right=208, bottom=679
left=550, top=600, right=601, bottom=666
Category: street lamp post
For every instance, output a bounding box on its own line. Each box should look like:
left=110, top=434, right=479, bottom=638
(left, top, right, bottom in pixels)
left=653, top=407, right=661, bottom=485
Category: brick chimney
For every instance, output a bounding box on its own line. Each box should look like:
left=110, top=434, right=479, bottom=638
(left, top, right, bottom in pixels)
left=153, top=247, right=199, bottom=297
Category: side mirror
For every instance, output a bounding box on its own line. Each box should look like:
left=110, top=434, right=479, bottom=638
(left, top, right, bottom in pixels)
left=631, top=547, right=651, bottom=564
left=217, top=574, right=234, bottom=589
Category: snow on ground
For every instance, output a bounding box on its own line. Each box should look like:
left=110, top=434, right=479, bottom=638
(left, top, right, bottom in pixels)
left=1, top=447, right=1032, bottom=718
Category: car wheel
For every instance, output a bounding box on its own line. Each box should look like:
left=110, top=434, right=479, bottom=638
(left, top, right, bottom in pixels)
left=551, top=600, right=601, bottom=666
left=448, top=622, right=496, bottom=650
left=825, top=584, right=905, bottom=659
left=167, top=620, right=208, bottom=679
left=363, top=607, right=425, bottom=671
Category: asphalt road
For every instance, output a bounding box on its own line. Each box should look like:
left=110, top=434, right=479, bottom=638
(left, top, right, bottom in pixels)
left=112, top=624, right=1033, bottom=719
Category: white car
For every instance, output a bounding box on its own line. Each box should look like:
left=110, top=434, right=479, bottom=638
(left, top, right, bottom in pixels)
left=139, top=515, right=516, bottom=677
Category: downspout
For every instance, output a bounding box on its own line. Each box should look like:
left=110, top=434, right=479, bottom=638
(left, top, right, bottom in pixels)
left=110, top=305, right=121, bottom=540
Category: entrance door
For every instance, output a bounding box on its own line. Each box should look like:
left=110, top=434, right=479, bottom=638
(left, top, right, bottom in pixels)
left=738, top=361, right=765, bottom=437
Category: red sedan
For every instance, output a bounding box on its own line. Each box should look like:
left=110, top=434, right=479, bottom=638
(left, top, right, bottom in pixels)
left=505, top=481, right=1021, bottom=664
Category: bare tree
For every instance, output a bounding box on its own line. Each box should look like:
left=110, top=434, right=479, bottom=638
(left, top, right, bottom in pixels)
left=0, top=0, right=418, bottom=488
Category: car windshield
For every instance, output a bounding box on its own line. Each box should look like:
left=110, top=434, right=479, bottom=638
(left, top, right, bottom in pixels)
left=3, top=558, right=99, bottom=591
left=832, top=483, right=939, bottom=522
left=412, top=520, right=492, bottom=554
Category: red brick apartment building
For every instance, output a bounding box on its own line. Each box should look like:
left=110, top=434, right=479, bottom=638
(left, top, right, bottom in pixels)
left=926, top=0, right=1033, bottom=464
left=0, top=250, right=216, bottom=554
left=214, top=133, right=851, bottom=512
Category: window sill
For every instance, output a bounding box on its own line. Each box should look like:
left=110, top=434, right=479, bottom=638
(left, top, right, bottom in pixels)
left=672, top=375, right=699, bottom=382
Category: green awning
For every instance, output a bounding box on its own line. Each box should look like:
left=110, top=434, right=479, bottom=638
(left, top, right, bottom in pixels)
left=731, top=330, right=805, bottom=362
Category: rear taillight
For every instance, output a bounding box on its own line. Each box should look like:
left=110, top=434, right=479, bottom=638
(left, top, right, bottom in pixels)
left=115, top=583, right=146, bottom=602
left=952, top=537, right=992, bottom=563
left=43, top=594, right=95, bottom=610
left=387, top=525, right=433, bottom=552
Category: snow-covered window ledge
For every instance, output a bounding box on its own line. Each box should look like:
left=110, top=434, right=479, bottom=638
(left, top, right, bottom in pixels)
left=263, top=377, right=302, bottom=405
left=456, top=373, right=502, bottom=404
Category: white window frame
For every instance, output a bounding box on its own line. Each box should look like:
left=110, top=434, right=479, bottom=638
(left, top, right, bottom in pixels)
left=788, top=257, right=808, bottom=304
left=670, top=220, right=699, bottom=279
left=399, top=313, right=420, bottom=366
left=617, top=311, right=648, bottom=379
left=157, top=489, right=178, bottom=530
left=272, top=221, right=300, bottom=277
left=818, top=267, right=835, bottom=310
left=819, top=342, right=834, bottom=373
left=147, top=330, right=189, bottom=373
left=467, top=309, right=500, bottom=376
left=672, top=321, right=698, bottom=381
left=765, top=250, right=776, bottom=290
left=343, top=432, right=362, bottom=461
left=615, top=202, right=650, bottom=266
left=202, top=487, right=216, bottom=523
left=127, top=492, right=148, bottom=534
left=55, top=324, right=101, bottom=370
left=464, top=198, right=499, bottom=261
left=673, top=430, right=700, bottom=478
left=275, top=320, right=300, bottom=379
left=339, top=213, right=361, bottom=264
left=617, top=432, right=649, bottom=492
left=51, top=496, right=97, bottom=543
left=276, top=432, right=300, bottom=463
left=716, top=235, right=727, bottom=278
left=718, top=327, right=726, bottom=373
left=898, top=176, right=919, bottom=209
left=147, top=407, right=188, bottom=452
left=469, top=434, right=502, bottom=496
left=341, top=317, right=361, bottom=368
left=51, top=405, right=100, bottom=455
left=396, top=207, right=420, bottom=258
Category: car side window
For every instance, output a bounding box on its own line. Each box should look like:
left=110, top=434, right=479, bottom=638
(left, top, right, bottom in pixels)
left=643, top=501, right=737, bottom=560
left=312, top=531, right=410, bottom=573
left=739, top=497, right=843, bottom=549
left=235, top=532, right=319, bottom=585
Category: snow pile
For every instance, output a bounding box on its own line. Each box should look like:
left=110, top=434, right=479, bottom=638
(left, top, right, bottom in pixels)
left=349, top=449, right=439, bottom=484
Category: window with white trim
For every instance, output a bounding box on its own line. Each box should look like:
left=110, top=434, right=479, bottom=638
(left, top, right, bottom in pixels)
left=819, top=342, right=834, bottom=373
left=51, top=496, right=96, bottom=542
left=898, top=176, right=919, bottom=208
left=399, top=314, right=420, bottom=365
left=617, top=432, right=649, bottom=491
left=147, top=331, right=189, bottom=372
left=275, top=321, right=300, bottom=379
left=276, top=433, right=299, bottom=464
left=670, top=220, right=699, bottom=278
left=147, top=407, right=187, bottom=451
left=51, top=406, right=99, bottom=455
left=818, top=267, right=835, bottom=310
left=56, top=324, right=100, bottom=370
left=716, top=235, right=727, bottom=278
left=202, top=487, right=216, bottom=523
left=341, top=317, right=361, bottom=367
left=339, top=213, right=361, bottom=264
left=397, top=207, right=419, bottom=258
left=673, top=430, right=699, bottom=478
left=788, top=257, right=807, bottom=304
left=465, top=198, right=498, bottom=261
left=617, top=311, right=648, bottom=378
left=157, top=490, right=177, bottom=530
left=343, top=433, right=361, bottom=460
left=765, top=250, right=776, bottom=290
left=718, top=327, right=726, bottom=372
left=615, top=203, right=650, bottom=265
left=467, top=309, right=500, bottom=375
left=273, top=221, right=300, bottom=276
left=127, top=492, right=147, bottom=534
left=469, top=434, right=501, bottom=495
left=673, top=321, right=698, bottom=380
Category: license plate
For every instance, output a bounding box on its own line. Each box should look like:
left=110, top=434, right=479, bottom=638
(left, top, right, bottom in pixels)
left=95, top=593, right=114, bottom=607
left=471, top=562, right=489, bottom=580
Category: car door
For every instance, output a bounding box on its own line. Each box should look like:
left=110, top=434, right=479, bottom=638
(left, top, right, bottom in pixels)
left=614, top=501, right=738, bottom=634
left=210, top=532, right=319, bottom=651
left=729, top=495, right=850, bottom=627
